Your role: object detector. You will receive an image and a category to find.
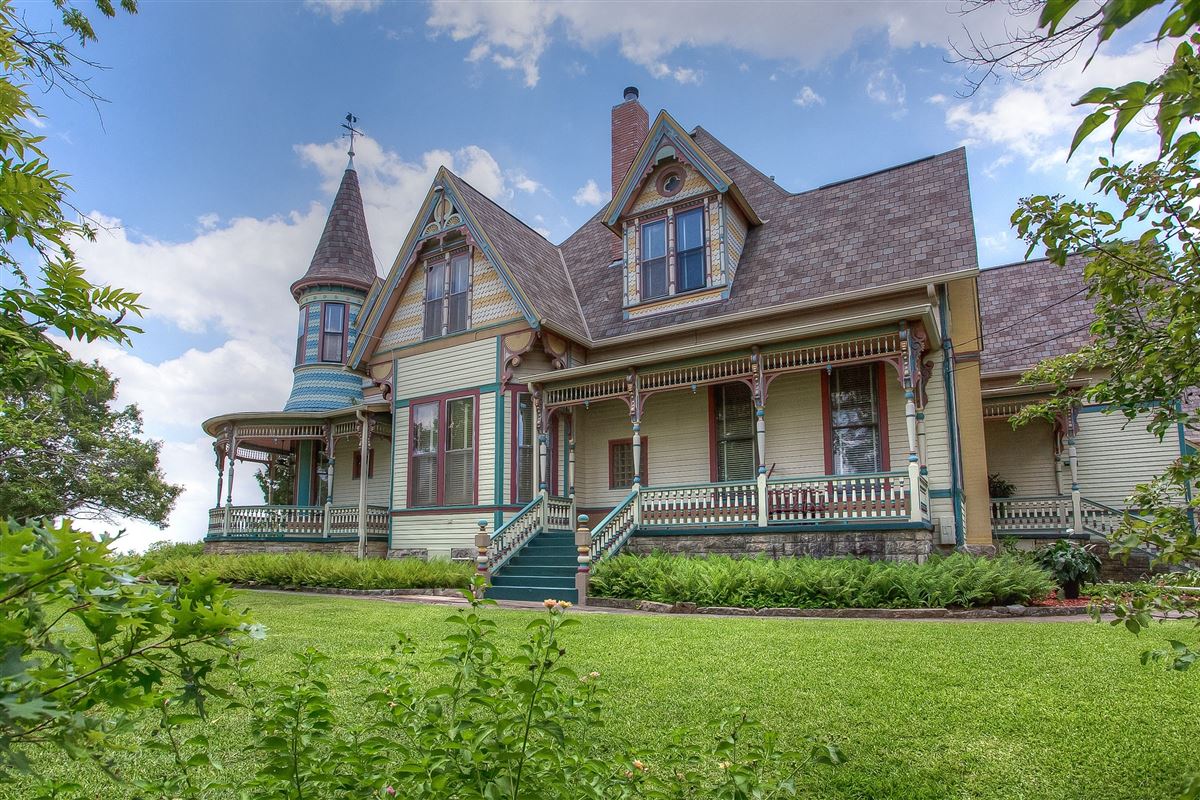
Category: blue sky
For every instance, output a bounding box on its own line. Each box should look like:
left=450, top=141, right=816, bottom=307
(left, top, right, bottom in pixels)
left=27, top=0, right=1168, bottom=549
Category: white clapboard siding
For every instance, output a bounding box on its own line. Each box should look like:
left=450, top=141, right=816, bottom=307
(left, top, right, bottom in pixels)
left=393, top=338, right=496, bottom=402
left=1076, top=408, right=1183, bottom=507
left=984, top=418, right=1058, bottom=496
left=763, top=372, right=825, bottom=477
left=391, top=406, right=410, bottom=510
left=885, top=370, right=908, bottom=472
left=478, top=392, right=497, bottom=505
left=576, top=398, right=640, bottom=508
left=921, top=352, right=952, bottom=491
left=642, top=389, right=712, bottom=488
left=390, top=513, right=482, bottom=559
left=331, top=434, right=393, bottom=507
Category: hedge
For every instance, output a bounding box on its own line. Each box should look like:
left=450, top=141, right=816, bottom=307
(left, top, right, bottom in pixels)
left=144, top=551, right=473, bottom=590
left=589, top=552, right=1053, bottom=609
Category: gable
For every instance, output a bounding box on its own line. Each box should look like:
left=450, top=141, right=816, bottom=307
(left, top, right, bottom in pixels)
left=378, top=246, right=523, bottom=353
left=628, top=160, right=715, bottom=216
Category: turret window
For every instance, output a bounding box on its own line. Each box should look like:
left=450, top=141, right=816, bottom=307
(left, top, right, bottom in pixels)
left=295, top=306, right=309, bottom=366
left=320, top=303, right=346, bottom=363
left=423, top=251, right=471, bottom=339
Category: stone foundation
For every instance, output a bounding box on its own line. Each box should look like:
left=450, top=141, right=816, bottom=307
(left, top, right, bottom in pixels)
left=623, top=527, right=935, bottom=562
left=204, top=539, right=387, bottom=558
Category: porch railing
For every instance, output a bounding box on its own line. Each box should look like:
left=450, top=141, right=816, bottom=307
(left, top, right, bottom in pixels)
left=766, top=472, right=913, bottom=523
left=640, top=481, right=759, bottom=526
left=590, top=491, right=639, bottom=562
left=487, top=494, right=544, bottom=573
left=207, top=504, right=389, bottom=538
left=546, top=495, right=574, bottom=530
left=989, top=495, right=1072, bottom=532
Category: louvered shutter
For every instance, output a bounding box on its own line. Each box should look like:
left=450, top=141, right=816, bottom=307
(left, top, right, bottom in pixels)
left=716, top=383, right=756, bottom=481
left=516, top=394, right=534, bottom=502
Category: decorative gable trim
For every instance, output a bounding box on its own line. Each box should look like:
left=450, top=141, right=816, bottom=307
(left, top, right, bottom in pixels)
left=349, top=168, right=540, bottom=368
left=602, top=110, right=761, bottom=231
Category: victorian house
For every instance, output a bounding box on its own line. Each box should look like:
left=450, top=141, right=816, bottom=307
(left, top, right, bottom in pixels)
left=203, top=88, right=1191, bottom=601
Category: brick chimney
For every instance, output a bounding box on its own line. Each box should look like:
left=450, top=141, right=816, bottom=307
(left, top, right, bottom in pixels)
left=611, top=86, right=648, bottom=260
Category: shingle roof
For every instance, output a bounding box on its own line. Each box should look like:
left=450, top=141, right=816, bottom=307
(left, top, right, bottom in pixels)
left=444, top=172, right=589, bottom=341
left=978, top=254, right=1096, bottom=375
left=291, top=166, right=378, bottom=297
left=560, top=129, right=978, bottom=341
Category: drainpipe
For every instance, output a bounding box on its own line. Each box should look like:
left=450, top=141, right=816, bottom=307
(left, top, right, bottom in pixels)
left=355, top=408, right=370, bottom=559
left=938, top=289, right=965, bottom=547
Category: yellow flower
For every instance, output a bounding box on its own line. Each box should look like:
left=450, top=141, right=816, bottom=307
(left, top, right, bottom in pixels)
left=557, top=600, right=573, bottom=609
left=633, top=759, right=645, bottom=771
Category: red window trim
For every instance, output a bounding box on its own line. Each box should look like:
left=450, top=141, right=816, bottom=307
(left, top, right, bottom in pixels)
left=352, top=448, right=375, bottom=480
left=821, top=363, right=891, bottom=475
left=707, top=381, right=756, bottom=482
left=508, top=385, right=531, bottom=504
left=319, top=301, right=348, bottom=364
left=608, top=437, right=648, bottom=490
left=407, top=388, right=481, bottom=507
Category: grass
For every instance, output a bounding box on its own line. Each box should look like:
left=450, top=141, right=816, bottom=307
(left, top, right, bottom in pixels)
left=591, top=552, right=1055, bottom=608
left=143, top=551, right=473, bottom=590
left=11, top=591, right=1199, bottom=800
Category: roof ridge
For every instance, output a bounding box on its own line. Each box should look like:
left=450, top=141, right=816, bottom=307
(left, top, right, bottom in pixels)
left=690, top=125, right=786, bottom=197
left=445, top=169, right=561, bottom=252
left=558, top=246, right=591, bottom=340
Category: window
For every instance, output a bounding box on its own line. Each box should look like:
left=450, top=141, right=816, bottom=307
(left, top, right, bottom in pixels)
left=609, top=439, right=648, bottom=490
left=675, top=207, right=705, bottom=292
left=423, top=261, right=445, bottom=339
left=422, top=252, right=472, bottom=340
left=352, top=448, right=375, bottom=480
left=320, top=303, right=346, bottom=363
left=828, top=364, right=883, bottom=475
left=295, top=306, right=309, bottom=365
left=713, top=383, right=756, bottom=481
left=515, top=393, right=534, bottom=503
left=409, top=394, right=476, bottom=507
left=662, top=172, right=682, bottom=195
left=640, top=220, right=668, bottom=300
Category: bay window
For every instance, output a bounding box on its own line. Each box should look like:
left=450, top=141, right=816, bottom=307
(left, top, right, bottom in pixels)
left=409, top=394, right=476, bottom=507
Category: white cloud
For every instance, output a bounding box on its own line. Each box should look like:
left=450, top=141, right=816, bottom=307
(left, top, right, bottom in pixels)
left=572, top=178, right=609, bottom=207
left=943, top=38, right=1173, bottom=171
left=425, top=0, right=1017, bottom=88
left=69, top=138, right=537, bottom=549
left=866, top=67, right=906, bottom=114
left=303, top=0, right=381, bottom=23
left=983, top=153, right=1013, bottom=180
left=792, top=86, right=824, bottom=108
left=926, top=93, right=947, bottom=105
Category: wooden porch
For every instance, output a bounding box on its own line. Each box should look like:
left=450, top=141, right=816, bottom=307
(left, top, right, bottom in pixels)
left=206, top=503, right=390, bottom=540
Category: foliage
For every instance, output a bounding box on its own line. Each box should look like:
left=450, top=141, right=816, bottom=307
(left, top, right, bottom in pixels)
left=145, top=551, right=474, bottom=591
left=988, top=472, right=1017, bottom=499
left=589, top=552, right=1053, bottom=609
left=254, top=459, right=295, bottom=506
left=0, top=0, right=143, bottom=409
left=0, top=360, right=181, bottom=525
left=133, top=539, right=204, bottom=571
left=1034, top=540, right=1103, bottom=586
left=0, top=518, right=258, bottom=778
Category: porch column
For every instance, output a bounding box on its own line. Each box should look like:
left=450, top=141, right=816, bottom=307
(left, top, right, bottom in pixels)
left=1067, top=413, right=1082, bottom=533
left=533, top=388, right=549, bottom=529
left=324, top=425, right=335, bottom=538
left=567, top=410, right=577, bottom=521
left=214, top=446, right=226, bottom=509
left=916, top=411, right=928, bottom=476
left=628, top=369, right=642, bottom=525
left=357, top=411, right=371, bottom=560
left=905, top=387, right=921, bottom=522
left=753, top=347, right=768, bottom=527
left=266, top=459, right=275, bottom=505
left=224, top=430, right=236, bottom=532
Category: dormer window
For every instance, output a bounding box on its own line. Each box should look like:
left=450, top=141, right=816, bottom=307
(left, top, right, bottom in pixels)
left=640, top=219, right=668, bottom=299
left=638, top=206, right=706, bottom=302
left=676, top=207, right=705, bottom=292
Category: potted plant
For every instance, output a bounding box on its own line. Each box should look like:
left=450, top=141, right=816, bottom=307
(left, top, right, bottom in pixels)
left=1033, top=539, right=1102, bottom=599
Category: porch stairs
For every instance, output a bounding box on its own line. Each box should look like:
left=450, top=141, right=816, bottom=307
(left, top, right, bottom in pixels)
left=486, top=527, right=579, bottom=603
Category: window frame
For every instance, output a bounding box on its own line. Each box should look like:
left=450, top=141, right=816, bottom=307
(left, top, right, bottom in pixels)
left=421, top=249, right=472, bottom=341
left=608, top=438, right=648, bottom=491
left=510, top=388, right=535, bottom=504
left=821, top=363, right=891, bottom=476
left=708, top=382, right=757, bottom=483
left=407, top=390, right=480, bottom=507
left=635, top=200, right=708, bottom=304
left=319, top=302, right=347, bottom=364
left=674, top=205, right=707, bottom=293
left=295, top=306, right=309, bottom=366
left=640, top=218, right=668, bottom=300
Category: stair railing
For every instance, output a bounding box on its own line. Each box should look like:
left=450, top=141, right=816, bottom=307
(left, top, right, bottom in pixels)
left=590, top=490, right=639, bottom=563
left=486, top=495, right=545, bottom=574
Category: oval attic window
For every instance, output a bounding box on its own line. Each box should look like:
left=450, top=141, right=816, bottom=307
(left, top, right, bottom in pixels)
left=659, top=169, right=683, bottom=197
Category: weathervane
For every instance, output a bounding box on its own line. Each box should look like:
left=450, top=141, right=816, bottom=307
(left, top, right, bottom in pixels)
left=341, top=112, right=361, bottom=165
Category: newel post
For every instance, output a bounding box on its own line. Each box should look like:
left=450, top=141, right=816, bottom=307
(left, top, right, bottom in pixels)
left=475, top=518, right=491, bottom=580
left=574, top=514, right=591, bottom=606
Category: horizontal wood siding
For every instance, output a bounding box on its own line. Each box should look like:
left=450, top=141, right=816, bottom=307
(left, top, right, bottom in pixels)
left=478, top=392, right=497, bottom=505
left=390, top=513, right=481, bottom=559
left=331, top=433, right=392, bottom=507
left=985, top=418, right=1058, bottom=496
left=763, top=372, right=824, bottom=477
left=394, top=338, right=496, bottom=401
left=577, top=399, right=639, bottom=508
left=1076, top=409, right=1182, bottom=507
left=920, top=352, right=952, bottom=491
left=391, top=406, right=410, bottom=510
left=642, top=389, right=711, bottom=487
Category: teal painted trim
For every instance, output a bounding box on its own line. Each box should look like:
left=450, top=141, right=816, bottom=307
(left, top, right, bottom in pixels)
left=633, top=521, right=934, bottom=536
left=372, top=320, right=522, bottom=361
left=394, top=382, right=500, bottom=408
left=393, top=504, right=522, bottom=514
left=296, top=442, right=313, bottom=506
left=495, top=390, right=506, bottom=505
left=939, top=289, right=965, bottom=546
left=205, top=535, right=388, bottom=543
left=1077, top=401, right=1162, bottom=414
left=929, top=489, right=954, bottom=498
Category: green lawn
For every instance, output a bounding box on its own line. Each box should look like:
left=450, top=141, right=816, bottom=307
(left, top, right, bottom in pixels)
left=14, top=591, right=1200, bottom=799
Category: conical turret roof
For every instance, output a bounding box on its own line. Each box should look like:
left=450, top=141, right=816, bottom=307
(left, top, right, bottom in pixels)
left=291, top=165, right=377, bottom=297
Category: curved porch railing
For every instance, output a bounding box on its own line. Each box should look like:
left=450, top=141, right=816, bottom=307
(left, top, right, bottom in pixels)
left=590, top=491, right=638, bottom=562
left=487, top=494, right=545, bottom=573
left=766, top=471, right=914, bottom=522
left=207, top=504, right=389, bottom=538
left=640, top=481, right=759, bottom=526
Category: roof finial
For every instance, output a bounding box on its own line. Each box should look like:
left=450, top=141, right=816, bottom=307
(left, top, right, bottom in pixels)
left=341, top=112, right=361, bottom=169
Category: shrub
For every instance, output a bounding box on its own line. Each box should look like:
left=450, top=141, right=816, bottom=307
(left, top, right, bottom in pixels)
left=144, top=551, right=474, bottom=590
left=134, top=539, right=205, bottom=571
left=1033, top=540, right=1102, bottom=598
left=589, top=552, right=1054, bottom=609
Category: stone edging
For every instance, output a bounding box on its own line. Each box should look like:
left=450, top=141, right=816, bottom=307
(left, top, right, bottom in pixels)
left=231, top=583, right=465, bottom=597
left=586, top=596, right=1099, bottom=619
